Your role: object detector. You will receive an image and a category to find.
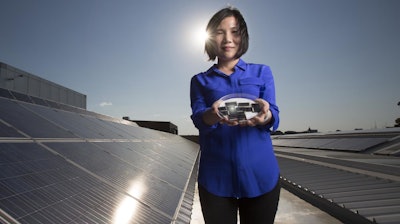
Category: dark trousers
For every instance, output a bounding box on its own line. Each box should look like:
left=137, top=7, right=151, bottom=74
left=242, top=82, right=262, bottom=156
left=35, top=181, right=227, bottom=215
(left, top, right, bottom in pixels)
left=198, top=182, right=280, bottom=224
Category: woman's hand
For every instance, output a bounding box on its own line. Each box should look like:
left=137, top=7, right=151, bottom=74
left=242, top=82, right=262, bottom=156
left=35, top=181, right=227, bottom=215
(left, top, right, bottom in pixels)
left=240, top=98, right=271, bottom=127
left=202, top=100, right=223, bottom=126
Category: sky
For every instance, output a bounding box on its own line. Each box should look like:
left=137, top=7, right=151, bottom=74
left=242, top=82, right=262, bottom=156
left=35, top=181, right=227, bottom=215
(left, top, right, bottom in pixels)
left=1, top=0, right=399, bottom=135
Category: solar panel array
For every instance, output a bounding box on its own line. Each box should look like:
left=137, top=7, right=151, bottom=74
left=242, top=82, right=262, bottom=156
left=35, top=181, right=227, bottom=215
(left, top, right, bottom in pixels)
left=273, top=136, right=388, bottom=152
left=0, top=95, right=200, bottom=224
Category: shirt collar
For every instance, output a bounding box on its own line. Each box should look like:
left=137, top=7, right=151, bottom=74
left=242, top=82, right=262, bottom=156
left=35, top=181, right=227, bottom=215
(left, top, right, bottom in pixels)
left=235, top=59, right=246, bottom=71
left=207, top=59, right=247, bottom=76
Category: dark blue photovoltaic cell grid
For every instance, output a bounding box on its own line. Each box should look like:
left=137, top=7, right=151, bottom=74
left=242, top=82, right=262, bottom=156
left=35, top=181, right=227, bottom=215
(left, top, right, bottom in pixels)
left=0, top=98, right=77, bottom=138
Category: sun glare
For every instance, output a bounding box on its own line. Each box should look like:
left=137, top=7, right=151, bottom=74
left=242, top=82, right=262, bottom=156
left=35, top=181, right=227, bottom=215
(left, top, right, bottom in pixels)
left=193, top=27, right=209, bottom=48
left=113, top=178, right=146, bottom=224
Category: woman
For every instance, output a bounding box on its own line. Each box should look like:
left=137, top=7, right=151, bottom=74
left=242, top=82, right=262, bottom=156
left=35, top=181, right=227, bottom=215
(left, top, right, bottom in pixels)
left=190, top=7, right=280, bottom=224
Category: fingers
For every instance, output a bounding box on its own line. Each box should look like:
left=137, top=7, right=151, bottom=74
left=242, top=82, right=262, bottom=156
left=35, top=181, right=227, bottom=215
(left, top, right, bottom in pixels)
left=245, top=115, right=264, bottom=127
left=254, top=98, right=270, bottom=113
left=249, top=98, right=270, bottom=125
left=224, top=120, right=239, bottom=126
left=212, top=99, right=223, bottom=110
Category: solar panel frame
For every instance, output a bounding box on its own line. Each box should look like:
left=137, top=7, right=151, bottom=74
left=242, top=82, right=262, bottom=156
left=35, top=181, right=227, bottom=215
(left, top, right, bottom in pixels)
left=0, top=88, right=13, bottom=99
left=9, top=91, right=33, bottom=104
left=29, top=95, right=50, bottom=107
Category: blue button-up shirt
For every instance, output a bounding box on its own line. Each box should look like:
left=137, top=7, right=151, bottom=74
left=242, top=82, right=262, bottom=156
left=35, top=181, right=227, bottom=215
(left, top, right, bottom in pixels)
left=190, top=59, right=280, bottom=198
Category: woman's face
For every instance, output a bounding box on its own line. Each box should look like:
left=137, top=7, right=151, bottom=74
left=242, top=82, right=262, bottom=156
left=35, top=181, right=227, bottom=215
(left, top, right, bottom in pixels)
left=213, top=16, right=241, bottom=62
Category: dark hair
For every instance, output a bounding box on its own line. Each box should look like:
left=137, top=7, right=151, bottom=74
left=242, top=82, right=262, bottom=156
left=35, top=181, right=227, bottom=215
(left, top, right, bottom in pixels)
left=205, top=7, right=249, bottom=61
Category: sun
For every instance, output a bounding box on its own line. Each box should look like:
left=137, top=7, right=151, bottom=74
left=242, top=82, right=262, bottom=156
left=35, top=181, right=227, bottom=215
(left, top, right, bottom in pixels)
left=197, top=29, right=209, bottom=44
left=192, top=26, right=209, bottom=48
left=187, top=21, right=210, bottom=52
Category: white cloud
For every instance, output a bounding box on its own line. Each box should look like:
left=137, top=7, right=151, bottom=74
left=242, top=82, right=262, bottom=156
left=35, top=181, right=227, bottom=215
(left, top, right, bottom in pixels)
left=99, top=102, right=113, bottom=107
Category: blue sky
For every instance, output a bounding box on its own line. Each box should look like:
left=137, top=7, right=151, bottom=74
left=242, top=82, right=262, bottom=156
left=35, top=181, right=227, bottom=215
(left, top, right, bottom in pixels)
left=1, top=0, right=399, bottom=135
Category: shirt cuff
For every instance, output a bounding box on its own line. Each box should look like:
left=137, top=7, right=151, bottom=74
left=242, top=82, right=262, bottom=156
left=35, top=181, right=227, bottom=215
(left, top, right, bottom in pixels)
left=191, top=108, right=219, bottom=134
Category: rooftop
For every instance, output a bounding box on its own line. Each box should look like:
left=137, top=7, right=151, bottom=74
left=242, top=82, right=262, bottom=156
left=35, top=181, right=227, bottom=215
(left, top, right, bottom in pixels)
left=1, top=61, right=399, bottom=223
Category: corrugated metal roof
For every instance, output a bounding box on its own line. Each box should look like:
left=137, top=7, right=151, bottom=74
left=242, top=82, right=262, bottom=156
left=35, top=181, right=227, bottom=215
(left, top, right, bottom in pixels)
left=275, top=144, right=400, bottom=224
left=0, top=96, right=199, bottom=224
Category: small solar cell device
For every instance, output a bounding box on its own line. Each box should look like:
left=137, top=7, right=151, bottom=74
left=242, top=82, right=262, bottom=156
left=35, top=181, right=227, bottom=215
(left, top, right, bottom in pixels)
left=218, top=94, right=261, bottom=121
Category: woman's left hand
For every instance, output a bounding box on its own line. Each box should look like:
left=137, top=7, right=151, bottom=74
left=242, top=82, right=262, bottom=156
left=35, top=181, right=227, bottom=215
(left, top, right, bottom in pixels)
left=240, top=98, right=271, bottom=127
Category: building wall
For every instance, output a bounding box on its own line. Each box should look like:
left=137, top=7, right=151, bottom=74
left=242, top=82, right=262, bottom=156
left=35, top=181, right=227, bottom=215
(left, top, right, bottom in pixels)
left=123, top=117, right=178, bottom=135
left=0, top=62, right=86, bottom=109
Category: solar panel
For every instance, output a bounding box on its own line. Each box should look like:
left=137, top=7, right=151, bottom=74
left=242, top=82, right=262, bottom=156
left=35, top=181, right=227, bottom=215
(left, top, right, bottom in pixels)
left=0, top=96, right=200, bottom=224
left=273, top=136, right=390, bottom=152
left=322, top=138, right=387, bottom=151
